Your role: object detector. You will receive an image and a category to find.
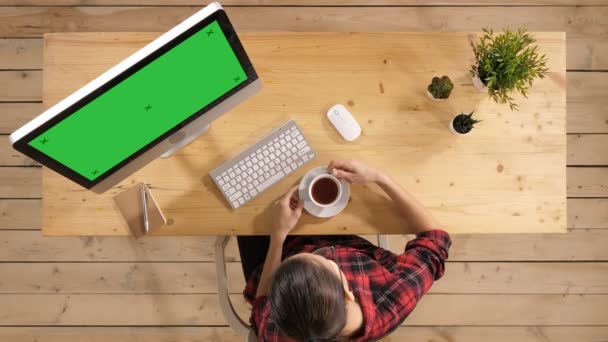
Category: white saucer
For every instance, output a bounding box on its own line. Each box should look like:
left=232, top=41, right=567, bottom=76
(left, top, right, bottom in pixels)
left=299, top=166, right=350, bottom=218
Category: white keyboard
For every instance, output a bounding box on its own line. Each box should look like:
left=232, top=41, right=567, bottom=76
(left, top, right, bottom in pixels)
left=209, top=119, right=316, bottom=209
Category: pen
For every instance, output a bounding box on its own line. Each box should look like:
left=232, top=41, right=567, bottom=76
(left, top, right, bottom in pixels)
left=141, top=185, right=149, bottom=234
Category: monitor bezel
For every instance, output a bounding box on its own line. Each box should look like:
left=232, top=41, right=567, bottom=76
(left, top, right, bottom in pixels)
left=12, top=9, right=258, bottom=190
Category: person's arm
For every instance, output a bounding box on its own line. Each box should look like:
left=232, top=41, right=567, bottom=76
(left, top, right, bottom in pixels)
left=256, top=185, right=304, bottom=298
left=329, top=159, right=439, bottom=233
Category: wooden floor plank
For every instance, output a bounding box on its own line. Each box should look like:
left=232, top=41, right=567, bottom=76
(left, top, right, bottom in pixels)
left=567, top=167, right=608, bottom=197
left=0, top=70, right=41, bottom=101
left=1, top=0, right=606, bottom=5
left=386, top=230, right=608, bottom=261
left=3, top=230, right=608, bottom=262
left=568, top=134, right=608, bottom=165
left=0, top=139, right=38, bottom=166
left=0, top=7, right=605, bottom=46
left=0, top=167, right=40, bottom=198
left=1, top=326, right=607, bottom=342
left=384, top=326, right=608, bottom=342
left=568, top=72, right=608, bottom=133
left=567, top=37, right=608, bottom=71
left=0, top=38, right=42, bottom=69
left=0, top=103, right=43, bottom=134
left=0, top=231, right=223, bottom=262
left=569, top=198, right=608, bottom=229
left=0, top=199, right=40, bottom=229
left=0, top=293, right=606, bottom=326
left=1, top=261, right=606, bottom=295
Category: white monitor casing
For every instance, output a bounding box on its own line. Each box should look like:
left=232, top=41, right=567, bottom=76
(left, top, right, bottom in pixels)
left=9, top=2, right=262, bottom=193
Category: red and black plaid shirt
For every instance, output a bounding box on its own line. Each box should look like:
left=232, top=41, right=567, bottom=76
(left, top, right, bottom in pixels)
left=243, top=229, right=451, bottom=341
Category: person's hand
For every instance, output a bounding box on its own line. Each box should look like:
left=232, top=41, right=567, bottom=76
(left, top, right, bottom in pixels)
left=328, top=159, right=382, bottom=184
left=272, top=185, right=304, bottom=241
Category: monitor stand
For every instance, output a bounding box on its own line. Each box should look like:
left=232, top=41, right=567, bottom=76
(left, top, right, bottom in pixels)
left=161, top=122, right=211, bottom=158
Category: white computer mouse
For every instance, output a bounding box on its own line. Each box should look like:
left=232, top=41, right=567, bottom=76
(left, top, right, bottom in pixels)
left=327, top=104, right=361, bottom=142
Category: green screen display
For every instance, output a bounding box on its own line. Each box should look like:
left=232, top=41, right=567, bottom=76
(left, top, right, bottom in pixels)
left=29, top=20, right=247, bottom=181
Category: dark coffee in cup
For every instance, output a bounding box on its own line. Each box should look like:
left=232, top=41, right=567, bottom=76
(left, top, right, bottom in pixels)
left=310, top=175, right=341, bottom=206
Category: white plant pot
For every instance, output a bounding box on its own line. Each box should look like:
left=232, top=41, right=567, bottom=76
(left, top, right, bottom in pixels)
left=472, top=75, right=488, bottom=92
left=426, top=89, right=446, bottom=101
left=449, top=115, right=469, bottom=136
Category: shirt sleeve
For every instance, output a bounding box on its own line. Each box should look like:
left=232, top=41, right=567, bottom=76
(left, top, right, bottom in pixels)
left=367, top=229, right=451, bottom=339
left=250, top=296, right=270, bottom=338
left=398, top=229, right=451, bottom=296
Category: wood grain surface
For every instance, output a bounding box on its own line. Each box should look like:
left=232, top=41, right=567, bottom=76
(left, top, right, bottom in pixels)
left=41, top=32, right=567, bottom=235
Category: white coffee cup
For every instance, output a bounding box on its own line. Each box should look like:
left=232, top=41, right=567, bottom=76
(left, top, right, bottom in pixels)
left=308, top=174, right=342, bottom=207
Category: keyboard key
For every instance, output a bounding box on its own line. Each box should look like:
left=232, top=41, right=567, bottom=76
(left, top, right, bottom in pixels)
left=244, top=194, right=251, bottom=201
left=226, top=188, right=236, bottom=196
left=297, top=141, right=307, bottom=149
left=257, top=171, right=285, bottom=192
left=221, top=183, right=231, bottom=191
left=238, top=198, right=245, bottom=206
left=285, top=165, right=292, bottom=173
left=298, top=146, right=311, bottom=155
left=249, top=190, right=258, bottom=197
left=229, top=191, right=242, bottom=201
left=218, top=179, right=225, bottom=186
left=232, top=201, right=239, bottom=208
left=291, top=131, right=299, bottom=138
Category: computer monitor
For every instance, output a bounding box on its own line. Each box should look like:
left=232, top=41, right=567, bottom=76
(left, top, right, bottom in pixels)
left=9, top=2, right=261, bottom=194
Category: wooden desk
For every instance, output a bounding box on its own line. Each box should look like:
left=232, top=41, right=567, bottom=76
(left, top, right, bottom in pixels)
left=42, top=32, right=566, bottom=236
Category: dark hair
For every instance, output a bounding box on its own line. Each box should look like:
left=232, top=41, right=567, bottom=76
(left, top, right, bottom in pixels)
left=269, top=255, right=346, bottom=341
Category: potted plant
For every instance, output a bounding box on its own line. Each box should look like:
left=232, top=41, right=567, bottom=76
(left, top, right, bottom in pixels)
left=450, top=111, right=481, bottom=135
left=427, top=75, right=454, bottom=100
left=471, top=27, right=549, bottom=110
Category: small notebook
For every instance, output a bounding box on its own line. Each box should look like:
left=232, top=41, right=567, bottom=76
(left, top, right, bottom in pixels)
left=113, top=182, right=166, bottom=238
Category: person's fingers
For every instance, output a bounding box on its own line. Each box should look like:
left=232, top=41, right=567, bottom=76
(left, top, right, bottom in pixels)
left=294, top=199, right=304, bottom=215
left=282, top=184, right=298, bottom=201
left=329, top=160, right=352, bottom=172
left=332, top=169, right=354, bottom=182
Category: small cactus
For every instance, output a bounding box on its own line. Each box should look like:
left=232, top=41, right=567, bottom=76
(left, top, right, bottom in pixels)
left=452, top=111, right=481, bottom=134
left=427, top=76, right=454, bottom=99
